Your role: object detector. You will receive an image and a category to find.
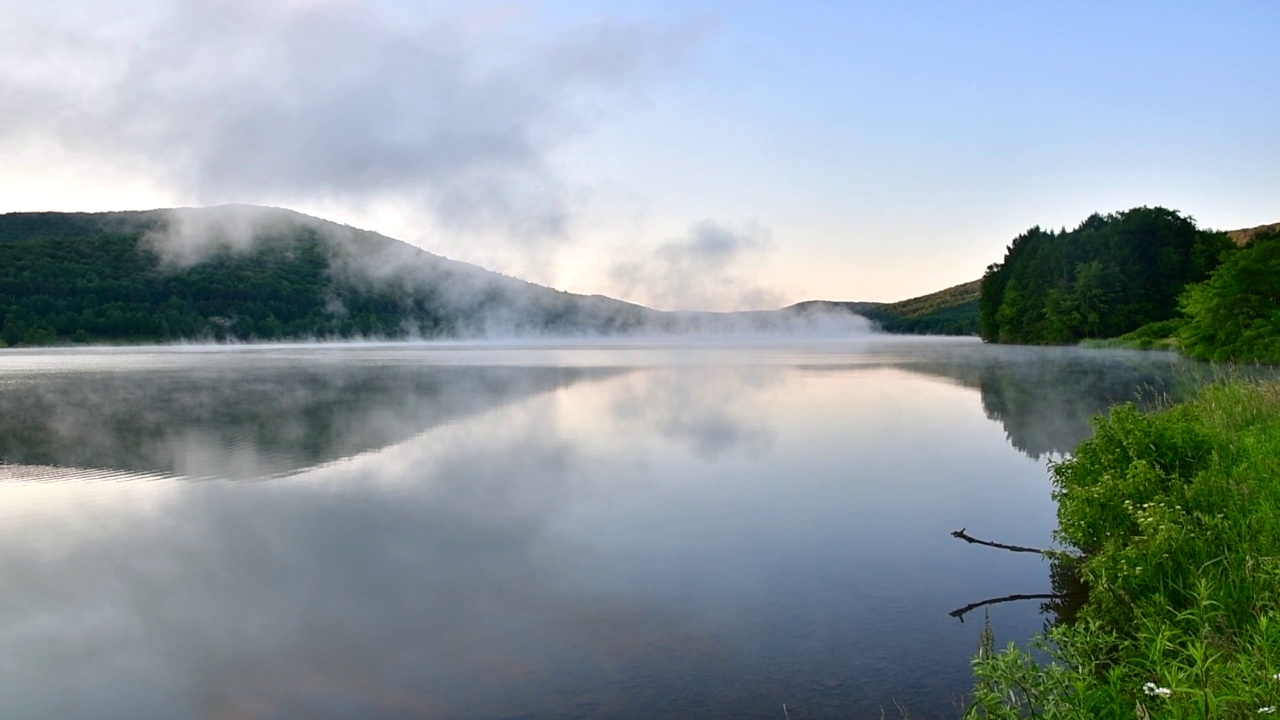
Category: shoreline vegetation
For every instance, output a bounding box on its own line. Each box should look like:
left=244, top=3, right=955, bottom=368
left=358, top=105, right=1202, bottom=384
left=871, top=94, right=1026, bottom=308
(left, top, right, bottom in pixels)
left=966, top=378, right=1280, bottom=718
left=966, top=211, right=1280, bottom=715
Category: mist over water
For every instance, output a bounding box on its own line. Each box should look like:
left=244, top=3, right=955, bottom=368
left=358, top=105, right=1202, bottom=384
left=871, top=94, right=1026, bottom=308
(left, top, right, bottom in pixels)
left=126, top=205, right=878, bottom=338
left=0, top=340, right=1208, bottom=719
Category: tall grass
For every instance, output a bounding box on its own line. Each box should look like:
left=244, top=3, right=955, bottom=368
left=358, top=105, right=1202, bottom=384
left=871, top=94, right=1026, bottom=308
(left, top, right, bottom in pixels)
left=967, top=380, right=1280, bottom=718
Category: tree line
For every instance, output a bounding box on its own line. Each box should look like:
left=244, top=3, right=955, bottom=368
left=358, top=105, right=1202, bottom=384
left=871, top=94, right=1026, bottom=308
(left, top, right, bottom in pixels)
left=978, top=207, right=1232, bottom=345
left=979, top=206, right=1280, bottom=363
left=0, top=214, right=458, bottom=346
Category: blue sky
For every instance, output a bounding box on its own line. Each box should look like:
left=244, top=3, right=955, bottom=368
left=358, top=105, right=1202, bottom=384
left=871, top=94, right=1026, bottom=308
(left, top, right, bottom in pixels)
left=0, top=0, right=1275, bottom=308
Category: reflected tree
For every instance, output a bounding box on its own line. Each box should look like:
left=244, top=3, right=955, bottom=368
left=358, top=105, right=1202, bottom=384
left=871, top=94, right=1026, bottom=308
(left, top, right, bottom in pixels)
left=0, top=363, right=624, bottom=479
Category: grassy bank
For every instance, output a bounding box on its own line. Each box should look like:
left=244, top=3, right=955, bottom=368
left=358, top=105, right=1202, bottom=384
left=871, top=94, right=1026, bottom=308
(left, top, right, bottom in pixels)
left=1078, top=320, right=1184, bottom=352
left=968, top=380, right=1280, bottom=718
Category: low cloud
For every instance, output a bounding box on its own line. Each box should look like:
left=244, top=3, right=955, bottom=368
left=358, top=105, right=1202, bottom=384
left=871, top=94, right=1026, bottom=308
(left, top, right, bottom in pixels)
left=609, top=220, right=783, bottom=311
left=0, top=1, right=699, bottom=251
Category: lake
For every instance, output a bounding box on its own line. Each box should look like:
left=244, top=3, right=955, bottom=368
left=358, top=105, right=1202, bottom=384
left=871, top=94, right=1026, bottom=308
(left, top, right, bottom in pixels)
left=0, top=338, right=1205, bottom=719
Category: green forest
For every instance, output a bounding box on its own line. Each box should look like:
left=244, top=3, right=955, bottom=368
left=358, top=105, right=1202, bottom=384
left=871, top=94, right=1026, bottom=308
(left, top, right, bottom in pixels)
left=978, top=207, right=1233, bottom=345
left=0, top=208, right=650, bottom=346
left=1176, top=229, right=1280, bottom=362
left=0, top=214, right=452, bottom=345
left=978, top=206, right=1280, bottom=362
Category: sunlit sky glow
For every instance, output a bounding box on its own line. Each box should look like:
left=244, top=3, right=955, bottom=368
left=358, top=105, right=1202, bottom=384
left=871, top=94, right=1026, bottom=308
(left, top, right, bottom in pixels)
left=0, top=0, right=1275, bottom=309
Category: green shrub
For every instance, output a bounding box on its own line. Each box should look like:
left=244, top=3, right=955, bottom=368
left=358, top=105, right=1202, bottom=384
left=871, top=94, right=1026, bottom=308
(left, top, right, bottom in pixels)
left=969, top=380, right=1280, bottom=718
left=1179, top=231, right=1280, bottom=363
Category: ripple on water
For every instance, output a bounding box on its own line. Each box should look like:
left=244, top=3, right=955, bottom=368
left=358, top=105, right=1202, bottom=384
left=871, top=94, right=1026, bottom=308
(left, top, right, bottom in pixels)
left=0, top=463, right=178, bottom=484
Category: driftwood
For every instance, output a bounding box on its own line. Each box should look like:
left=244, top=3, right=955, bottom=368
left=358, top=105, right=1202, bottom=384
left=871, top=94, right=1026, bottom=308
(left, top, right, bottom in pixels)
left=950, top=528, right=1048, bottom=555
left=948, top=593, right=1073, bottom=622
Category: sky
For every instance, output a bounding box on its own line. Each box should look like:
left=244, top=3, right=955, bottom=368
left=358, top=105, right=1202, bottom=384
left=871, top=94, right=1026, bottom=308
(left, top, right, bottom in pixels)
left=0, top=0, right=1276, bottom=310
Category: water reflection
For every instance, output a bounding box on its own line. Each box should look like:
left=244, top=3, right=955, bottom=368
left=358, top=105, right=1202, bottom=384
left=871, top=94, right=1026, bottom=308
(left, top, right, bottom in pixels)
left=0, top=344, right=1208, bottom=478
left=0, top=342, right=1217, bottom=719
left=894, top=347, right=1195, bottom=459
left=606, top=365, right=781, bottom=459
left=0, top=361, right=623, bottom=479
left=803, top=345, right=1199, bottom=459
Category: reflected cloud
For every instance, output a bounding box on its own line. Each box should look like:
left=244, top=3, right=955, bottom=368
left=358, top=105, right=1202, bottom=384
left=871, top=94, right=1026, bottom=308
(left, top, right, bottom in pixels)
left=606, top=366, right=780, bottom=459
left=0, top=389, right=734, bottom=720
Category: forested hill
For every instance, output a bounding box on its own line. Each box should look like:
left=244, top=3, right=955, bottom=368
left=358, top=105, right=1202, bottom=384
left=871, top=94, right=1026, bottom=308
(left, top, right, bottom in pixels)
left=0, top=205, right=891, bottom=346
left=0, top=205, right=656, bottom=345
left=789, top=279, right=981, bottom=336
left=978, top=207, right=1234, bottom=345
left=856, top=279, right=980, bottom=335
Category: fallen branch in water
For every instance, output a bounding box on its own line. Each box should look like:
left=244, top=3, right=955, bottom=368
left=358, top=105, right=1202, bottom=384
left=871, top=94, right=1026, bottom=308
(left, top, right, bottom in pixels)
left=951, top=528, right=1048, bottom=555
left=949, top=593, right=1076, bottom=622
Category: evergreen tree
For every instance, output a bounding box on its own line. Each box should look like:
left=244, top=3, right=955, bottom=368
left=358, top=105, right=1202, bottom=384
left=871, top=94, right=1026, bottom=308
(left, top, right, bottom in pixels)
left=979, top=208, right=1232, bottom=344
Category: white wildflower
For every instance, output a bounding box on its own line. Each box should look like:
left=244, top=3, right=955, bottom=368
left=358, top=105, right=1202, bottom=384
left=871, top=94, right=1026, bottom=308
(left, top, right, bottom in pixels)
left=1259, top=707, right=1276, bottom=714
left=1142, top=682, right=1172, bottom=698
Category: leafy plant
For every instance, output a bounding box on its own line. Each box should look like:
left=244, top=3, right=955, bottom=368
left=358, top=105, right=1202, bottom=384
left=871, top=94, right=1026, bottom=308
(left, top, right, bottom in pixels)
left=968, top=380, right=1280, bottom=718
left=1179, top=231, right=1280, bottom=363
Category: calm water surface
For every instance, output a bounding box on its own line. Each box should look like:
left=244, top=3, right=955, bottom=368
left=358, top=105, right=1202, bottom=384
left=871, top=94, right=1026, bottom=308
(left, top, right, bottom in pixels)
left=0, top=338, right=1203, bottom=719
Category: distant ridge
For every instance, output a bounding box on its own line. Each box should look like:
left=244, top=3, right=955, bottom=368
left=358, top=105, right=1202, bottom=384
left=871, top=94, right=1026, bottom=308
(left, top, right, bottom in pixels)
left=1226, top=222, right=1280, bottom=246
left=788, top=279, right=982, bottom=336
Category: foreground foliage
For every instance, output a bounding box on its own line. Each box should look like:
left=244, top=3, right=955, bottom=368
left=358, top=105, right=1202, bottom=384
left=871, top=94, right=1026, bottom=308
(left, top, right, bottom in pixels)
left=969, top=380, right=1280, bottom=718
left=1179, top=231, right=1280, bottom=364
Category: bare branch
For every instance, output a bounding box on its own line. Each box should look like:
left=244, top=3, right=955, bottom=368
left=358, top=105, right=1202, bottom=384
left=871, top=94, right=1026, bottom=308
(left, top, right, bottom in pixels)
left=950, top=527, right=1049, bottom=555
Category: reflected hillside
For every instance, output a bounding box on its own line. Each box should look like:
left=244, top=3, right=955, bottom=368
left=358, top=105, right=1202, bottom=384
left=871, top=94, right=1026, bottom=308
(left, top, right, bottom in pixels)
left=894, top=347, right=1206, bottom=458
left=803, top=344, right=1204, bottom=459
left=0, top=361, right=623, bottom=480
left=971, top=355, right=1189, bottom=459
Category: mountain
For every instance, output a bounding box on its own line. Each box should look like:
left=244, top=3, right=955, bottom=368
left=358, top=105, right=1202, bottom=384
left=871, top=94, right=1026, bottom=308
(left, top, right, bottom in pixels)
left=0, top=205, right=873, bottom=346
left=0, top=205, right=658, bottom=345
left=787, top=279, right=981, bottom=336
